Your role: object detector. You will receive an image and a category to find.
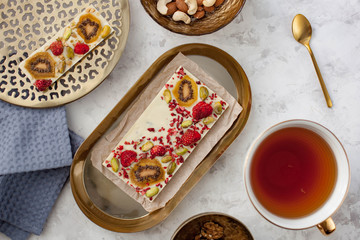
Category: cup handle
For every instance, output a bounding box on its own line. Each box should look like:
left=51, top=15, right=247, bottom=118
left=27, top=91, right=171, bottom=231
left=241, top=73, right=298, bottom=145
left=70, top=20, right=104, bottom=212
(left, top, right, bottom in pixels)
left=317, top=217, right=336, bottom=235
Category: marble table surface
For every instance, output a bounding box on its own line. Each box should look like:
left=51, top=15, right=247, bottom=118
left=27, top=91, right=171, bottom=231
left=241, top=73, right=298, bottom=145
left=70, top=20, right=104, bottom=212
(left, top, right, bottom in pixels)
left=2, top=0, right=359, bottom=239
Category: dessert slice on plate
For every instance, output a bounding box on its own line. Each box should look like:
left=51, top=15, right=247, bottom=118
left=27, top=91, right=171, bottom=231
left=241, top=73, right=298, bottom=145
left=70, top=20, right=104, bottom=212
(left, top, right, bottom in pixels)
left=19, top=5, right=114, bottom=91
left=103, top=66, right=228, bottom=201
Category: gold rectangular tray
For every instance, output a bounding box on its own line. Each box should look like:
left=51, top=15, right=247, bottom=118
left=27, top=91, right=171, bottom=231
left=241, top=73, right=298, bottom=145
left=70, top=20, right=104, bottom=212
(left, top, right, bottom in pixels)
left=70, top=43, right=252, bottom=232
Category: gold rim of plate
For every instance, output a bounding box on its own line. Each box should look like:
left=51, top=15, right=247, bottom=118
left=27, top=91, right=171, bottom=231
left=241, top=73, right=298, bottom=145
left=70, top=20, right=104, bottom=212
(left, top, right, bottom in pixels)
left=0, top=0, right=130, bottom=108
left=140, top=0, right=246, bottom=36
left=70, top=43, right=252, bottom=232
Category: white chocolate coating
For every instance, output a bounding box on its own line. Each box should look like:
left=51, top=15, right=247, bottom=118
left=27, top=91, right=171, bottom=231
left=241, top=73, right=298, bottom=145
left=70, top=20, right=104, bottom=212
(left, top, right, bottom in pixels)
left=103, top=67, right=228, bottom=201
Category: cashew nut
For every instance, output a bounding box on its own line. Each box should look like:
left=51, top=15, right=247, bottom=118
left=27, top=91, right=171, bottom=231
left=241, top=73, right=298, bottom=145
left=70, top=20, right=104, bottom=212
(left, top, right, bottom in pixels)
left=157, top=0, right=173, bottom=15
left=203, top=0, right=216, bottom=7
left=172, top=10, right=191, bottom=24
left=185, top=0, right=198, bottom=15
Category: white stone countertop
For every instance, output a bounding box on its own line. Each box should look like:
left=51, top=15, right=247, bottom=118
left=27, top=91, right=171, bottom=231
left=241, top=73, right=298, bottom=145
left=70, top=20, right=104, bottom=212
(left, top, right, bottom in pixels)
left=2, top=0, right=359, bottom=239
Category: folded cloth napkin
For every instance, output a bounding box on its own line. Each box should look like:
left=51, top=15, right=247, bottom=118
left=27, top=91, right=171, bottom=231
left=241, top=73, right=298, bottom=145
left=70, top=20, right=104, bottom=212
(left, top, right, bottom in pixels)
left=0, top=100, right=83, bottom=240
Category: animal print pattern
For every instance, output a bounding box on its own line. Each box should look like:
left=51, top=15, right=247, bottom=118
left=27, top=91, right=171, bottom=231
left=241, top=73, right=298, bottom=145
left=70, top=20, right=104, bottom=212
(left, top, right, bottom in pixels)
left=0, top=0, right=123, bottom=107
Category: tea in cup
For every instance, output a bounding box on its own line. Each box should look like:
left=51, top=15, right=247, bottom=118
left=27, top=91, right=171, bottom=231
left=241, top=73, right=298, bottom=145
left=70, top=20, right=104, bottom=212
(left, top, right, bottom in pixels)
left=244, top=120, right=350, bottom=235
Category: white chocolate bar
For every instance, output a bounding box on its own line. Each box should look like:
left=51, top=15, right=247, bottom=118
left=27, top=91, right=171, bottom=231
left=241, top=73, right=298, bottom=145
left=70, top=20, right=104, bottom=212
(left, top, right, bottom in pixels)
left=19, top=5, right=114, bottom=89
left=103, top=67, right=229, bottom=201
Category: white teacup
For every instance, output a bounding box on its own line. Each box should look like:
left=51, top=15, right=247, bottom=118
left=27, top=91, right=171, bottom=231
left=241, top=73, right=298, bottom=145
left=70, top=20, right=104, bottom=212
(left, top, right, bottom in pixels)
left=244, top=119, right=350, bottom=235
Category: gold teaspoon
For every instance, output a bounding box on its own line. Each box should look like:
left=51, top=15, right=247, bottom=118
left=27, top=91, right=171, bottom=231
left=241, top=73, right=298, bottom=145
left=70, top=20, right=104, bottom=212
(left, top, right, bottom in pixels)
left=292, top=14, right=332, bottom=108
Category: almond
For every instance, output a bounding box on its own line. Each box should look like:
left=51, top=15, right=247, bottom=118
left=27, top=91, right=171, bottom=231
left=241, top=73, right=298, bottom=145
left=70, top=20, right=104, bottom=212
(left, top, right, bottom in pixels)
left=204, top=5, right=215, bottom=12
left=166, top=2, right=178, bottom=15
left=194, top=10, right=205, bottom=19
left=176, top=0, right=189, bottom=13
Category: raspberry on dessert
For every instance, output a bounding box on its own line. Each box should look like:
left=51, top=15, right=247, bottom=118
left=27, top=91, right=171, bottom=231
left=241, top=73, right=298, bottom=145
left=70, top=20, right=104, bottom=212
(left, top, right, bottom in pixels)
left=192, top=101, right=213, bottom=120
left=181, top=129, right=201, bottom=146
left=74, top=42, right=90, bottom=54
left=150, top=145, right=166, bottom=157
left=49, top=40, right=64, bottom=56
left=33, top=79, right=52, bottom=91
left=120, top=150, right=137, bottom=167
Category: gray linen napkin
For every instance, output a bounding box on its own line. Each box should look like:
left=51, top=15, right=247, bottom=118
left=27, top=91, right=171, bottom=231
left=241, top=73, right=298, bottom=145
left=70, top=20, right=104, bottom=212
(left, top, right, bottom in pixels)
left=0, top=100, right=83, bottom=240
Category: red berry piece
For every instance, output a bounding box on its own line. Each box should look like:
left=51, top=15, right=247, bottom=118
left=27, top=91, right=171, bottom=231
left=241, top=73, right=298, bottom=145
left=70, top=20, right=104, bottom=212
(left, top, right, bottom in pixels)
left=192, top=101, right=213, bottom=120
left=150, top=145, right=166, bottom=157
left=74, top=42, right=90, bottom=55
left=177, top=67, right=185, bottom=76
left=181, top=129, right=201, bottom=146
left=120, top=150, right=137, bottom=167
left=49, top=40, right=63, bottom=56
left=34, top=79, right=52, bottom=91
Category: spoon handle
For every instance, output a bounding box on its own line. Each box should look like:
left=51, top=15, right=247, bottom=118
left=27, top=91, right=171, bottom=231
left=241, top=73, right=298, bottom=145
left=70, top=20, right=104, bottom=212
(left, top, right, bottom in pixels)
left=305, top=44, right=333, bottom=108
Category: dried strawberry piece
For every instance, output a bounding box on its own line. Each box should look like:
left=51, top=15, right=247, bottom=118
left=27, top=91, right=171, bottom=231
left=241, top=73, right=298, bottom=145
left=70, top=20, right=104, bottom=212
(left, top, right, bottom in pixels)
left=192, top=101, right=213, bottom=120
left=150, top=145, right=166, bottom=157
left=181, top=129, right=201, bottom=146
left=34, top=79, right=52, bottom=91
left=177, top=67, right=185, bottom=76
left=74, top=42, right=89, bottom=55
left=120, top=150, right=137, bottom=167
left=49, top=40, right=63, bottom=56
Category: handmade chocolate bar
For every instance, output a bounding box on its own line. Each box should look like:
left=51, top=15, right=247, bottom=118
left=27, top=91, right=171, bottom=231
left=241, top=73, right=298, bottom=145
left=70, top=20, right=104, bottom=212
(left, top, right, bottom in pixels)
left=103, top=66, right=229, bottom=201
left=19, top=5, right=114, bottom=91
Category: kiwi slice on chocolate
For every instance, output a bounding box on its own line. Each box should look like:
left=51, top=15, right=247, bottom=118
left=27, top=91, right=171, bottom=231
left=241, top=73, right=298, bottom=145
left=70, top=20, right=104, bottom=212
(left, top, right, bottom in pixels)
left=172, top=75, right=198, bottom=107
left=24, top=52, right=56, bottom=79
left=76, top=13, right=102, bottom=44
left=129, top=158, right=165, bottom=188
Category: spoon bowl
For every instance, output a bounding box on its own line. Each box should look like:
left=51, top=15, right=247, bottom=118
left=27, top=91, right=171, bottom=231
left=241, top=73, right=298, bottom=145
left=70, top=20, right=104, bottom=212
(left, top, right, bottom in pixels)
left=292, top=14, right=332, bottom=108
left=292, top=14, right=312, bottom=46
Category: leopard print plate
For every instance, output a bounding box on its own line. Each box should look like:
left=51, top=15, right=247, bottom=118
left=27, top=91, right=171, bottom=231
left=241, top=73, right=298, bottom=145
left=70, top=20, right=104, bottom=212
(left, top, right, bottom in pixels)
left=0, top=0, right=130, bottom=108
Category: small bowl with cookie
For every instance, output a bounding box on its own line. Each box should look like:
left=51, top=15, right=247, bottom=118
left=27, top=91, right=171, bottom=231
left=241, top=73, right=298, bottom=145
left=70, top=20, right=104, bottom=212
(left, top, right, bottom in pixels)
left=171, top=212, right=254, bottom=240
